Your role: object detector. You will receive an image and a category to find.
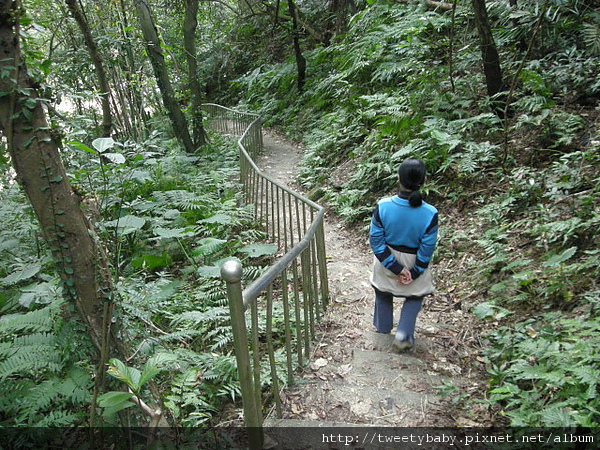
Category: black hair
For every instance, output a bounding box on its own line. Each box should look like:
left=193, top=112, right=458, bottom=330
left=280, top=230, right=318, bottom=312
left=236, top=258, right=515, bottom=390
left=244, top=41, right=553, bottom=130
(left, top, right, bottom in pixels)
left=398, top=159, right=426, bottom=207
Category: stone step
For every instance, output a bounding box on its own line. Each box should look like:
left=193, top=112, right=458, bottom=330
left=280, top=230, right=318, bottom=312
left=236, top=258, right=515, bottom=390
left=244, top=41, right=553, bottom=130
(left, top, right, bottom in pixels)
left=267, top=346, right=451, bottom=428
left=307, top=345, right=446, bottom=392
left=262, top=418, right=462, bottom=449
left=276, top=379, right=428, bottom=426
left=261, top=419, right=383, bottom=450
left=264, top=417, right=371, bottom=428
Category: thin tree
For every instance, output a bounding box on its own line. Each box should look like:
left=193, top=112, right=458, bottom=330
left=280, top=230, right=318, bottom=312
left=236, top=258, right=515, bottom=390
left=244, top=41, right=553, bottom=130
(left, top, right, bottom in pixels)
left=184, top=0, right=207, bottom=148
left=472, top=0, right=507, bottom=116
left=116, top=0, right=150, bottom=140
left=65, top=0, right=113, bottom=137
left=287, top=0, right=306, bottom=92
left=134, top=0, right=196, bottom=153
left=323, top=0, right=356, bottom=45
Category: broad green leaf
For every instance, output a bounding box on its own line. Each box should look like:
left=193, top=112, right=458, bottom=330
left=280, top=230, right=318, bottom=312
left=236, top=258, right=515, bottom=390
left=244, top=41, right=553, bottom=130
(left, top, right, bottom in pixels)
left=131, top=170, right=152, bottom=183
left=107, top=358, right=141, bottom=391
left=138, top=367, right=161, bottom=390
left=239, top=243, right=279, bottom=258
left=97, top=391, right=135, bottom=408
left=103, top=152, right=126, bottom=165
left=199, top=213, right=232, bottom=224
left=1, top=263, right=42, bottom=286
left=153, top=227, right=195, bottom=239
left=0, top=239, right=19, bottom=252
left=472, top=301, right=511, bottom=320
left=107, top=358, right=131, bottom=384
left=92, top=137, right=115, bottom=153
left=162, top=209, right=181, bottom=220
left=198, top=257, right=241, bottom=279
left=98, top=390, right=136, bottom=417
left=197, top=265, right=222, bottom=279
left=543, top=247, right=577, bottom=267
left=104, top=215, right=146, bottom=233
left=430, top=129, right=451, bottom=143
left=18, top=281, right=55, bottom=308
left=131, top=254, right=170, bottom=270
left=127, top=367, right=141, bottom=390
left=69, top=141, right=98, bottom=154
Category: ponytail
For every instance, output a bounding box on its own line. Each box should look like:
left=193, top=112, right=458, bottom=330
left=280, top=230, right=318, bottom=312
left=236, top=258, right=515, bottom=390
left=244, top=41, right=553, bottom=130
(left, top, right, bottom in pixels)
left=408, top=190, right=423, bottom=207
left=398, top=159, right=427, bottom=208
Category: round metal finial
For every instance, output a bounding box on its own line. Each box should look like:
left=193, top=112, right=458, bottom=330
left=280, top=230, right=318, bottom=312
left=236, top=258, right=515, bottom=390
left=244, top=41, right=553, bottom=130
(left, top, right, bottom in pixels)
left=220, top=259, right=243, bottom=283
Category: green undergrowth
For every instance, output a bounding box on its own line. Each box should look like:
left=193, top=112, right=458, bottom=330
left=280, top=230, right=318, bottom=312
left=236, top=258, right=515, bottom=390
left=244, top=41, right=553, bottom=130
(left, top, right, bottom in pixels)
left=466, top=144, right=600, bottom=426
left=0, top=129, right=287, bottom=427
left=230, top=1, right=600, bottom=427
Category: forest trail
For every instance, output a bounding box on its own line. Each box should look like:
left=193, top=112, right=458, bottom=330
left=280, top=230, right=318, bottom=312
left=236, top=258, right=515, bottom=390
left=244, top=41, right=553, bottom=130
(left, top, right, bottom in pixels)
left=254, top=131, right=485, bottom=429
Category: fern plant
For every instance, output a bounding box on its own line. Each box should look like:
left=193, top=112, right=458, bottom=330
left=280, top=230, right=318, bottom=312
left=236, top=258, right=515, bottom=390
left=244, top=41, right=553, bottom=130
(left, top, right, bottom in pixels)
left=480, top=313, right=600, bottom=427
left=0, top=300, right=94, bottom=426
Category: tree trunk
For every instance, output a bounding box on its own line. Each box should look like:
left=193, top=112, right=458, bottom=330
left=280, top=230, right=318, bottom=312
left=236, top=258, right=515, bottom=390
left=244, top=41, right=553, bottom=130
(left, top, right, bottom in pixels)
left=471, top=0, right=507, bottom=116
left=323, top=0, right=356, bottom=44
left=183, top=0, right=207, bottom=148
left=65, top=0, right=113, bottom=137
left=118, top=0, right=149, bottom=140
left=0, top=1, right=116, bottom=354
left=134, top=0, right=196, bottom=153
left=287, top=0, right=306, bottom=92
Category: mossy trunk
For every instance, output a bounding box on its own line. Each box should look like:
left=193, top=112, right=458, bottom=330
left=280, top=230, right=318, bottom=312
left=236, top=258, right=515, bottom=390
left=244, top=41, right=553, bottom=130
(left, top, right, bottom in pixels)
left=0, top=1, right=115, bottom=354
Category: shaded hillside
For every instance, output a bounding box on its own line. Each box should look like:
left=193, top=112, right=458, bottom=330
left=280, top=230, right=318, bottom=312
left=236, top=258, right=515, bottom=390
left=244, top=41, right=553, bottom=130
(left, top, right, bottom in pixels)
left=224, top=1, right=600, bottom=427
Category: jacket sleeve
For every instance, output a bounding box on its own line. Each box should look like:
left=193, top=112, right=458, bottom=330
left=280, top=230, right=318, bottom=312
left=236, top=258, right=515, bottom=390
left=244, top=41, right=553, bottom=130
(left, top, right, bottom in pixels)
left=369, top=205, right=404, bottom=275
left=409, top=212, right=439, bottom=280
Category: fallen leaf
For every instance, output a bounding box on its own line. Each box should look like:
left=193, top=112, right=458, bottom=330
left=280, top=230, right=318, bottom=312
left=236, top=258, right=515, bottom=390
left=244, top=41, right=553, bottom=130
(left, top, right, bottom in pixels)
left=310, top=358, right=328, bottom=371
left=337, top=364, right=353, bottom=377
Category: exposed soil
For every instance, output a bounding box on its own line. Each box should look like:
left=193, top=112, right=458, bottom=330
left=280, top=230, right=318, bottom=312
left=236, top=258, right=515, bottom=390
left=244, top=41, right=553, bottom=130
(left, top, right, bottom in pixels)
left=254, top=129, right=494, bottom=427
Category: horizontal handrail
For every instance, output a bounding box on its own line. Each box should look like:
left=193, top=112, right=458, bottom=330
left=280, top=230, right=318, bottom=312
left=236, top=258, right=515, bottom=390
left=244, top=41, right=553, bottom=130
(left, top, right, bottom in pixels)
left=202, top=104, right=329, bottom=450
left=243, top=207, right=326, bottom=307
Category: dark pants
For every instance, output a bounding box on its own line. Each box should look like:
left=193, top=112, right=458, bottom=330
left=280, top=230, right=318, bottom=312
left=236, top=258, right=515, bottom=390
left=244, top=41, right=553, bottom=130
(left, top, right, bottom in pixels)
left=373, top=287, right=423, bottom=339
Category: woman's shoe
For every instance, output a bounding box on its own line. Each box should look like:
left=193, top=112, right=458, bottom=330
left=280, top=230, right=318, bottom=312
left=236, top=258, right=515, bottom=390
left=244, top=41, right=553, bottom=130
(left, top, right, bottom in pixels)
left=393, top=331, right=414, bottom=351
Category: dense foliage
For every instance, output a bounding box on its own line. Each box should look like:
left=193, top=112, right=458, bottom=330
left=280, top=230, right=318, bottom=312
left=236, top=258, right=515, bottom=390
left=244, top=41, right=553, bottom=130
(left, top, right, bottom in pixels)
left=1, top=0, right=598, bottom=430
left=224, top=0, right=600, bottom=427
left=0, top=129, right=277, bottom=426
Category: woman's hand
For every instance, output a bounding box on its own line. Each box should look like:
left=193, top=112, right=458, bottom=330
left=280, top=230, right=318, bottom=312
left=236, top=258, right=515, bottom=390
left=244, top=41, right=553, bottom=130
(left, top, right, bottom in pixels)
left=398, top=267, right=413, bottom=285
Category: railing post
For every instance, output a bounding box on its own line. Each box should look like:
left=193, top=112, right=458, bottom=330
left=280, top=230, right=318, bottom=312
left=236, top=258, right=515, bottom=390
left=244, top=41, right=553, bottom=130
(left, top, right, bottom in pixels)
left=316, top=220, right=329, bottom=309
left=220, top=260, right=263, bottom=450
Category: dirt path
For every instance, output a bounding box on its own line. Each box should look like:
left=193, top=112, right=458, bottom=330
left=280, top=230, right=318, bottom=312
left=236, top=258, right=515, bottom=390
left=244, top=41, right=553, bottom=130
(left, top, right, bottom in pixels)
left=257, top=130, right=488, bottom=427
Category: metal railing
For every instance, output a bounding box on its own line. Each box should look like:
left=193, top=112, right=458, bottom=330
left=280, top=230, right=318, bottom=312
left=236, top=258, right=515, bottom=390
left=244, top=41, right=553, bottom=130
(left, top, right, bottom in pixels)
left=202, top=104, right=329, bottom=449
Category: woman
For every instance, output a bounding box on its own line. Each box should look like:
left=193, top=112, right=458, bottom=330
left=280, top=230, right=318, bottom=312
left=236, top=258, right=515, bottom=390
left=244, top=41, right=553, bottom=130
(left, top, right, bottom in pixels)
left=369, top=158, right=439, bottom=351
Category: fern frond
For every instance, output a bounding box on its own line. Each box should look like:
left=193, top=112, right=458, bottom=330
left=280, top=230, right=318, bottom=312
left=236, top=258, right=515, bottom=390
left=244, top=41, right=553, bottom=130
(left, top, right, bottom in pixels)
left=193, top=238, right=228, bottom=257
left=171, top=307, right=229, bottom=327
left=0, top=308, right=54, bottom=334
left=152, top=190, right=216, bottom=212
left=0, top=332, right=55, bottom=358
left=0, top=349, right=63, bottom=380
left=583, top=22, right=600, bottom=55
left=35, top=410, right=83, bottom=426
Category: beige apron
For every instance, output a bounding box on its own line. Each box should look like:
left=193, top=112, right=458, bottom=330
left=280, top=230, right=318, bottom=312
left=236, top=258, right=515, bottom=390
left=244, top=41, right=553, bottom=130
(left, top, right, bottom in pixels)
left=370, top=247, right=435, bottom=297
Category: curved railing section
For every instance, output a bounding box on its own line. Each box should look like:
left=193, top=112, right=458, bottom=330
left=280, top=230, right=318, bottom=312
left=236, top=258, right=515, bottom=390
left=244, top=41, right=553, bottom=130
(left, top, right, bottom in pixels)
left=202, top=104, right=329, bottom=448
